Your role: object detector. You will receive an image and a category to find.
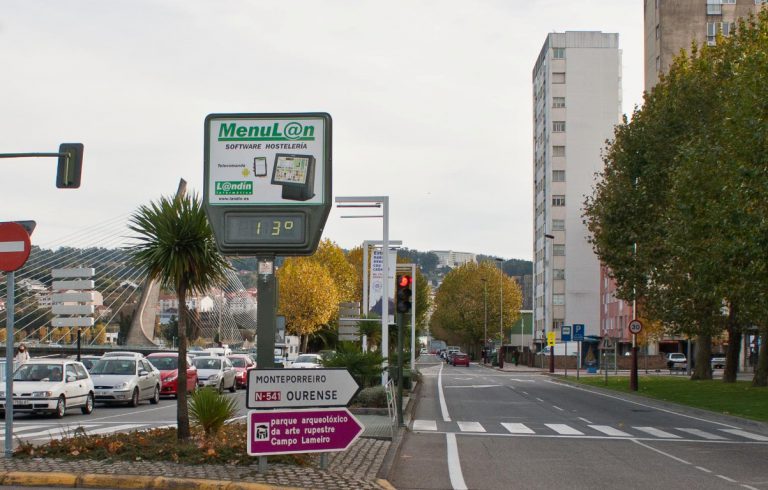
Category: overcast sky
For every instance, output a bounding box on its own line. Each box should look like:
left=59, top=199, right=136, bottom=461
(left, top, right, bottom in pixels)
left=0, top=0, right=644, bottom=261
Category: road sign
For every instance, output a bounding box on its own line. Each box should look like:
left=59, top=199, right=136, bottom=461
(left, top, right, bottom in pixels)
left=600, top=337, right=614, bottom=350
left=628, top=319, right=643, bottom=335
left=546, top=332, right=556, bottom=347
left=203, top=113, right=332, bottom=256
left=561, top=325, right=572, bottom=342
left=0, top=222, right=31, bottom=272
left=246, top=368, right=360, bottom=409
left=247, top=407, right=363, bottom=456
left=573, top=324, right=585, bottom=341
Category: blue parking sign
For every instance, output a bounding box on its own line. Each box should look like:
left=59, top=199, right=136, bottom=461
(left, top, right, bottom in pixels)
left=573, top=324, right=585, bottom=341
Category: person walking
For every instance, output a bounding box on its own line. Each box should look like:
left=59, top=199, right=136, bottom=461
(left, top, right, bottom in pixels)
left=15, top=343, right=30, bottom=364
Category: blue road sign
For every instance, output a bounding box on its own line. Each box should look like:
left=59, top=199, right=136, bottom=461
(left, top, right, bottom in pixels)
left=573, top=324, right=585, bottom=341
left=561, top=325, right=572, bottom=342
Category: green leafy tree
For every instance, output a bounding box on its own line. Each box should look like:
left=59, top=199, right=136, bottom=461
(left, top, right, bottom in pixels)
left=129, top=192, right=230, bottom=440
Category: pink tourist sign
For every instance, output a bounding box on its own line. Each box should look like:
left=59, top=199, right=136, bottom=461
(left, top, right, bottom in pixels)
left=247, top=407, right=364, bottom=456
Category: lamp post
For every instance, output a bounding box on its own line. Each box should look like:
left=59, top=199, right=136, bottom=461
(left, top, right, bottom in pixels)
left=496, top=258, right=504, bottom=342
left=482, top=278, right=488, bottom=363
left=544, top=233, right=555, bottom=374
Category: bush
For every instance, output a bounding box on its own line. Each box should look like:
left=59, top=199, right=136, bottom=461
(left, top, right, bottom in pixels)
left=322, top=349, right=384, bottom=388
left=188, top=387, right=239, bottom=438
left=351, top=386, right=388, bottom=408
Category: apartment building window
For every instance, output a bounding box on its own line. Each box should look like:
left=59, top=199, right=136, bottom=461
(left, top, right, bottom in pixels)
left=655, top=24, right=660, bottom=39
left=553, top=294, right=565, bottom=306
left=756, top=0, right=768, bottom=4
left=656, top=56, right=661, bottom=71
left=552, top=72, right=566, bottom=84
left=553, top=121, right=566, bottom=132
left=552, top=195, right=565, bottom=206
left=707, top=0, right=722, bottom=15
left=553, top=47, right=565, bottom=59
left=552, top=170, right=565, bottom=182
left=552, top=145, right=565, bottom=157
left=552, top=219, right=565, bottom=231
left=721, top=0, right=735, bottom=3
left=722, top=22, right=733, bottom=36
left=707, top=22, right=717, bottom=45
left=553, top=244, right=565, bottom=256
left=553, top=319, right=564, bottom=330
left=554, top=269, right=565, bottom=280
left=553, top=97, right=565, bottom=108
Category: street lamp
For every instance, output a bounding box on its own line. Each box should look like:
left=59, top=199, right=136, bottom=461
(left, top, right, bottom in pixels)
left=496, top=258, right=503, bottom=344
left=544, top=233, right=555, bottom=374
left=482, top=277, right=488, bottom=363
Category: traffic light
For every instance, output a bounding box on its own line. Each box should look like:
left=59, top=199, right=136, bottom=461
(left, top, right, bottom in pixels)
left=56, top=143, right=84, bottom=188
left=396, top=274, right=413, bottom=313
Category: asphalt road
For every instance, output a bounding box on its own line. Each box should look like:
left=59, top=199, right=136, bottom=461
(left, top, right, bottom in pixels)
left=391, top=355, right=768, bottom=490
left=1, top=389, right=248, bottom=449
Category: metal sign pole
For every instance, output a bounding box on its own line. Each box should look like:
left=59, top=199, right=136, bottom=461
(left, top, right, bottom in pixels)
left=4, top=272, right=15, bottom=458
left=256, top=257, right=276, bottom=369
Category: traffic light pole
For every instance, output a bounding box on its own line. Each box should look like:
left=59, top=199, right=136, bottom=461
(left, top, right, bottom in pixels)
left=396, top=312, right=404, bottom=427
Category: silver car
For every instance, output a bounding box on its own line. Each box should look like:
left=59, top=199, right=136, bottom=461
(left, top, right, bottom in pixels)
left=90, top=357, right=161, bottom=406
left=193, top=356, right=236, bottom=393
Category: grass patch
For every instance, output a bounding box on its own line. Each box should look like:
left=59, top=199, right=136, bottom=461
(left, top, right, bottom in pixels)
left=574, top=376, right=768, bottom=422
left=14, top=422, right=311, bottom=466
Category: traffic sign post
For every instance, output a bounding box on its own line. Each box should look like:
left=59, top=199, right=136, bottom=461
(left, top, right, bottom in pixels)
left=573, top=324, right=585, bottom=380
left=628, top=319, right=642, bottom=392
left=246, top=369, right=360, bottom=409
left=0, top=221, right=33, bottom=458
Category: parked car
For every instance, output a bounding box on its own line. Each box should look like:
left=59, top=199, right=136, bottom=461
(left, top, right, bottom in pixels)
left=227, top=354, right=256, bottom=389
left=146, top=352, right=198, bottom=398
left=451, top=353, right=470, bottom=367
left=69, top=355, right=102, bottom=372
left=193, top=356, right=237, bottom=393
left=711, top=355, right=726, bottom=370
left=292, top=354, right=323, bottom=369
left=419, top=347, right=428, bottom=355
left=0, top=359, right=95, bottom=418
left=666, top=353, right=687, bottom=369
left=90, top=357, right=161, bottom=406
left=445, top=349, right=460, bottom=364
left=102, top=351, right=144, bottom=359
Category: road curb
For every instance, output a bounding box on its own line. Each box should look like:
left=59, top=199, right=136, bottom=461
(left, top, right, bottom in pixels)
left=0, top=470, right=303, bottom=489
left=375, top=376, right=422, bottom=484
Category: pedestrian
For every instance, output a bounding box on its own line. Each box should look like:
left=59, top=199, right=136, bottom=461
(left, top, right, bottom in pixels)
left=514, top=351, right=520, bottom=366
left=15, top=343, right=30, bottom=364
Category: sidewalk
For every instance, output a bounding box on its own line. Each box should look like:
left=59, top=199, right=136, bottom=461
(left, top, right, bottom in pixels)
left=0, top=415, right=395, bottom=490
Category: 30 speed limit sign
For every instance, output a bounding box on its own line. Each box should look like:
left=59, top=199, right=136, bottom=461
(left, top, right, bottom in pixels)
left=628, top=319, right=643, bottom=335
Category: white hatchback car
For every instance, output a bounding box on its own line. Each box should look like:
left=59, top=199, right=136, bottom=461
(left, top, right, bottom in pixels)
left=193, top=356, right=237, bottom=393
left=90, top=357, right=161, bottom=406
left=0, top=359, right=95, bottom=418
left=291, top=354, right=323, bottom=368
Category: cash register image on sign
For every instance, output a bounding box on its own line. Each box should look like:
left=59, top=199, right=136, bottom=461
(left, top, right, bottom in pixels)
left=271, top=153, right=316, bottom=201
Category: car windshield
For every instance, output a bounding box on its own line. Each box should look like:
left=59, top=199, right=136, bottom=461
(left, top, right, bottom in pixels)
left=14, top=363, right=64, bottom=382
left=294, top=355, right=318, bottom=364
left=90, top=359, right=137, bottom=375
left=149, top=357, right=178, bottom=370
left=193, top=358, right=221, bottom=370
left=229, top=358, right=246, bottom=367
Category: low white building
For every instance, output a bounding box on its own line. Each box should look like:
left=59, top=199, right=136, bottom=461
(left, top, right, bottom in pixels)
left=430, top=250, right=477, bottom=269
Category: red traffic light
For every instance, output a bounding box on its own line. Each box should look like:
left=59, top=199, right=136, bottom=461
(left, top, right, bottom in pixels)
left=397, top=275, right=413, bottom=288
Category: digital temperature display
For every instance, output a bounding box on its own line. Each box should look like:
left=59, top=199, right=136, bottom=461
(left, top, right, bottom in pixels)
left=225, top=214, right=305, bottom=244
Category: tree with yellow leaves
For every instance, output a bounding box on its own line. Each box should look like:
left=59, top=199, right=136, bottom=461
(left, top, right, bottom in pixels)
left=277, top=258, right=339, bottom=352
left=310, top=239, right=358, bottom=303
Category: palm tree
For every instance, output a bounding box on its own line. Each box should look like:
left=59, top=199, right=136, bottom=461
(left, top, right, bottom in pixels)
left=128, top=192, right=230, bottom=440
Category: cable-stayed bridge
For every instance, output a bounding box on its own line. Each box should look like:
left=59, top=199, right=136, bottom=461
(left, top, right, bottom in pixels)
left=0, top=214, right=254, bottom=349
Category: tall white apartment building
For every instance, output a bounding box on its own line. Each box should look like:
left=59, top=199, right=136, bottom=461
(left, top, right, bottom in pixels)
left=532, top=31, right=622, bottom=342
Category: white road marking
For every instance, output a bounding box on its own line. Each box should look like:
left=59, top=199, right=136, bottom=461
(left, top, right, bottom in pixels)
left=546, top=424, right=583, bottom=435
left=589, top=425, right=632, bottom=437
left=633, top=427, right=681, bottom=439
left=521, top=391, right=529, bottom=395
left=14, top=424, right=102, bottom=440
left=0, top=424, right=50, bottom=435
left=501, top=423, right=534, bottom=434
left=675, top=428, right=728, bottom=440
left=720, top=429, right=768, bottom=441
left=695, top=466, right=712, bottom=473
left=446, top=433, right=468, bottom=490
left=438, top=363, right=451, bottom=422
left=631, top=439, right=692, bottom=465
left=535, top=398, right=544, bottom=402
left=444, top=385, right=501, bottom=389
left=716, top=475, right=737, bottom=483
left=552, top=405, right=564, bottom=411
left=412, top=419, right=437, bottom=431
left=457, top=421, right=485, bottom=433
left=577, top=417, right=593, bottom=424
left=741, top=484, right=760, bottom=490
left=508, top=379, right=536, bottom=383
left=82, top=424, right=146, bottom=436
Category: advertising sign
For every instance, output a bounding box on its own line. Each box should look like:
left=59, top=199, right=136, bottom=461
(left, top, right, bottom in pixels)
left=203, top=113, right=332, bottom=256
left=246, top=368, right=360, bottom=409
left=247, top=408, right=364, bottom=456
left=368, top=248, right=397, bottom=323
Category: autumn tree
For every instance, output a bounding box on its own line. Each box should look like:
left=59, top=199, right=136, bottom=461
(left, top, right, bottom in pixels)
left=277, top=258, right=339, bottom=352
left=310, top=239, right=358, bottom=303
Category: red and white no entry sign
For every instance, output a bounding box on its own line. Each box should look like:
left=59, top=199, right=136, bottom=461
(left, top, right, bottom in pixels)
left=0, top=222, right=31, bottom=272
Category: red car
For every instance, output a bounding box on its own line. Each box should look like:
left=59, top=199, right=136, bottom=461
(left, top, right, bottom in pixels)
left=146, top=352, right=198, bottom=398
left=451, top=353, right=470, bottom=367
left=227, top=354, right=256, bottom=389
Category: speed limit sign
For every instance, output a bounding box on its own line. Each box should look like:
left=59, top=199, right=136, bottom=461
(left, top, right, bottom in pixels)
left=628, top=319, right=643, bottom=335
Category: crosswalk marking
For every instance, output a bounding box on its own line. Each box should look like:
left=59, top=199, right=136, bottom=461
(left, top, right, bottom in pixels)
left=545, top=424, right=584, bottom=435
left=633, top=427, right=681, bottom=439
left=0, top=424, right=51, bottom=436
left=412, top=419, right=437, bottom=431
left=501, top=423, right=534, bottom=434
left=675, top=428, right=728, bottom=440
left=456, top=422, right=485, bottom=433
left=9, top=425, right=101, bottom=441
left=83, top=424, right=146, bottom=436
left=719, top=429, right=768, bottom=441
left=589, top=425, right=632, bottom=437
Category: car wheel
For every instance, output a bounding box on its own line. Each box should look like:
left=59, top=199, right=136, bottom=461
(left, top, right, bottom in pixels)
left=228, top=378, right=237, bottom=393
left=81, top=393, right=94, bottom=415
left=129, top=388, right=140, bottom=407
left=55, top=396, right=66, bottom=418
left=217, top=382, right=223, bottom=394
left=149, top=386, right=160, bottom=405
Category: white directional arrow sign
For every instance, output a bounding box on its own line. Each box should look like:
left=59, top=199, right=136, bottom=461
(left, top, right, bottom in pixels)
left=246, top=368, right=360, bottom=409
